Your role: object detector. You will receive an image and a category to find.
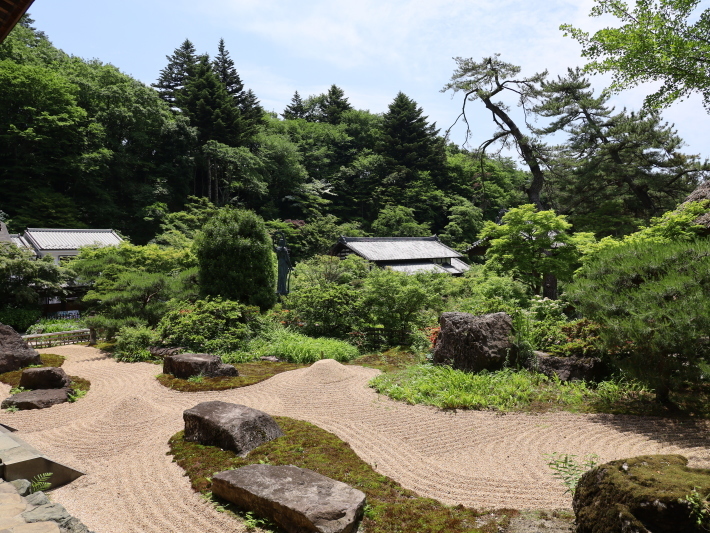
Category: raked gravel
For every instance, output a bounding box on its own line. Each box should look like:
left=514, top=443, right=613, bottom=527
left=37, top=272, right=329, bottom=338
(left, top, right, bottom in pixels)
left=0, top=345, right=708, bottom=533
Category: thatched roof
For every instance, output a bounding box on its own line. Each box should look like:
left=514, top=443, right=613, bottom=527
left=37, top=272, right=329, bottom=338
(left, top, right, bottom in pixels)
left=0, top=0, right=35, bottom=43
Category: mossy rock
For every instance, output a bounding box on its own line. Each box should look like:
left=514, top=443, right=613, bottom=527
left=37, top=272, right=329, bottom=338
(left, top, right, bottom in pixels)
left=573, top=455, right=710, bottom=533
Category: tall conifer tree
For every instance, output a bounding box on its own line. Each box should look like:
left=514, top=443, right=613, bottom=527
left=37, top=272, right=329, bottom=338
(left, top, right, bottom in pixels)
left=282, top=91, right=307, bottom=119
left=153, top=39, right=197, bottom=108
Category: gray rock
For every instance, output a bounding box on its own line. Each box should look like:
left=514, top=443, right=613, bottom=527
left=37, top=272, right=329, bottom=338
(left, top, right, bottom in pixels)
left=183, top=401, right=283, bottom=457
left=22, top=503, right=71, bottom=523
left=432, top=312, right=518, bottom=372
left=0, top=324, right=41, bottom=373
left=26, top=491, right=50, bottom=506
left=9, top=479, right=31, bottom=496
left=19, top=367, right=72, bottom=390
left=148, top=346, right=185, bottom=359
left=532, top=351, right=607, bottom=382
left=2, top=389, right=70, bottom=410
left=163, top=353, right=238, bottom=379
left=59, top=516, right=92, bottom=533
left=213, top=464, right=366, bottom=533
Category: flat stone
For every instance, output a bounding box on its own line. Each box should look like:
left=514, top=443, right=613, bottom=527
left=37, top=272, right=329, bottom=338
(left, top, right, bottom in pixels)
left=10, top=522, right=61, bottom=533
left=213, top=464, right=366, bottom=533
left=183, top=401, right=283, bottom=457
left=21, top=504, right=70, bottom=524
left=19, top=368, right=71, bottom=390
left=58, top=517, right=91, bottom=533
left=0, top=516, right=24, bottom=529
left=2, top=390, right=70, bottom=410
left=0, top=495, right=22, bottom=505
left=0, top=325, right=41, bottom=374
left=164, top=353, right=238, bottom=379
left=8, top=481, right=29, bottom=497
left=24, top=493, right=49, bottom=507
left=0, top=504, right=26, bottom=519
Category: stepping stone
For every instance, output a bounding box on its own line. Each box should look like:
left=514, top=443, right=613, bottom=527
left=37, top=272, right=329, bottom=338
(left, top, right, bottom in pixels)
left=1, top=390, right=69, bottom=411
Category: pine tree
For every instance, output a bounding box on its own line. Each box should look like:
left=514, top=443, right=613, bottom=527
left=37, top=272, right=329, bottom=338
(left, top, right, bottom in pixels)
left=237, top=89, right=264, bottom=140
left=212, top=38, right=244, bottom=99
left=282, top=91, right=307, bottom=119
left=377, top=92, right=447, bottom=187
left=535, top=68, right=707, bottom=235
left=321, top=84, right=352, bottom=124
left=153, top=39, right=198, bottom=108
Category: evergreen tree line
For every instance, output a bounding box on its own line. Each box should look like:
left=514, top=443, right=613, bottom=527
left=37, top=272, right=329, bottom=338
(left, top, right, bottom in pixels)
left=1, top=18, right=707, bottom=251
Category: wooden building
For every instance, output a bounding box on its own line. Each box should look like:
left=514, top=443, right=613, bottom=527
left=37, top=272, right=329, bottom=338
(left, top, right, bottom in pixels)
left=330, top=236, right=470, bottom=275
left=0, top=0, right=35, bottom=43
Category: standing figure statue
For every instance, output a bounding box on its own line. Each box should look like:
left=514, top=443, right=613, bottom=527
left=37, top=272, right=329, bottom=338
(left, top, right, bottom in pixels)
left=274, top=231, right=293, bottom=296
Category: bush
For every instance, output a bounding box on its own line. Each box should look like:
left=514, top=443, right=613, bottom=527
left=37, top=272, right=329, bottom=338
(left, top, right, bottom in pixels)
left=114, top=326, right=159, bottom=363
left=26, top=318, right=85, bottom=334
left=568, top=239, right=710, bottom=402
left=246, top=325, right=359, bottom=363
left=156, top=298, right=262, bottom=356
left=0, top=308, right=41, bottom=333
left=446, top=265, right=530, bottom=316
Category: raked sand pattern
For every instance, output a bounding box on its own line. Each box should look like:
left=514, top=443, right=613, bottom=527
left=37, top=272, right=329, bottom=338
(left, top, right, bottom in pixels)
left=0, top=345, right=709, bottom=533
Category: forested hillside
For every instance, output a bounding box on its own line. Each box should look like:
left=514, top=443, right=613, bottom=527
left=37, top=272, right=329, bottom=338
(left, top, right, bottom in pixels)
left=1, top=16, right=707, bottom=250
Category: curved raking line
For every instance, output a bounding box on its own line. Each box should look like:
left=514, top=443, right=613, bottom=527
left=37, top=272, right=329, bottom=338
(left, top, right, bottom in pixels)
left=0, top=424, right=84, bottom=488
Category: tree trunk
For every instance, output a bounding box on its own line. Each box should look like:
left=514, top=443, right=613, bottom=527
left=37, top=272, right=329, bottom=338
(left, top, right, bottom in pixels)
left=542, top=273, right=558, bottom=300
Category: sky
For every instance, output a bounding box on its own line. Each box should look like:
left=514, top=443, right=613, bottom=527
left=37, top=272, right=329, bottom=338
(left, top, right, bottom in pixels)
left=26, top=0, right=710, bottom=164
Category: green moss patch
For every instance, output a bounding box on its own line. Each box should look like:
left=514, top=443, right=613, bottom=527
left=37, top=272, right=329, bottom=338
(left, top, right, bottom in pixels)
left=156, top=361, right=309, bottom=392
left=168, top=417, right=513, bottom=532
left=351, top=347, right=425, bottom=373
left=0, top=354, right=90, bottom=397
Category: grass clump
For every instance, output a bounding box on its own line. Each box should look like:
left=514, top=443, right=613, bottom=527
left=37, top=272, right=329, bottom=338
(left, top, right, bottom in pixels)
left=168, top=417, right=512, bottom=533
left=370, top=365, right=660, bottom=414
left=246, top=326, right=359, bottom=364
left=156, top=361, right=308, bottom=392
left=351, top=347, right=426, bottom=373
left=26, top=318, right=85, bottom=334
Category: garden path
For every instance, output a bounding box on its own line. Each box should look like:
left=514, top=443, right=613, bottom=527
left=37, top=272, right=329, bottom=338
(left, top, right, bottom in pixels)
left=0, top=345, right=709, bottom=533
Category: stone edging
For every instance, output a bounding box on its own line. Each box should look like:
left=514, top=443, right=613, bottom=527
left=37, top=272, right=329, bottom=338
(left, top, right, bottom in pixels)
left=0, top=479, right=94, bottom=533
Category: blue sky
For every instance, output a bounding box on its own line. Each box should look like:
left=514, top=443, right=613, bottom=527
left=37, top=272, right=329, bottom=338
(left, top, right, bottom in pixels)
left=28, top=0, right=709, bottom=163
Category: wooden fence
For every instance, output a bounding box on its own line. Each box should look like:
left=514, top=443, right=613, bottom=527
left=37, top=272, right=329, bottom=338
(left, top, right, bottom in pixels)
left=22, top=329, right=91, bottom=348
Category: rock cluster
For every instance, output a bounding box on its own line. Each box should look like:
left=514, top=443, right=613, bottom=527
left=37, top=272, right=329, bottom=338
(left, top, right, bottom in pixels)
left=0, top=324, right=41, bottom=374
left=0, top=478, right=94, bottom=533
left=432, top=312, right=518, bottom=372
left=574, top=454, right=710, bottom=533
left=184, top=401, right=284, bottom=457
left=532, top=351, right=607, bottom=382
left=163, top=353, right=238, bottom=379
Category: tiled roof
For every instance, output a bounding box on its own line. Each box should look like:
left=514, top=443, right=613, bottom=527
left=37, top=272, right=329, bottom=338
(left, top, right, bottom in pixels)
left=387, top=259, right=470, bottom=275
left=9, top=234, right=34, bottom=254
left=23, top=229, right=123, bottom=251
left=338, top=236, right=462, bottom=261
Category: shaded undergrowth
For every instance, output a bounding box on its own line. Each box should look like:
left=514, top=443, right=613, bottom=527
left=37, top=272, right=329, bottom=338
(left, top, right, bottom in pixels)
left=156, top=361, right=309, bottom=392
left=0, top=353, right=90, bottom=395
left=351, top=346, right=426, bottom=373
left=370, top=364, right=710, bottom=418
left=168, top=417, right=513, bottom=533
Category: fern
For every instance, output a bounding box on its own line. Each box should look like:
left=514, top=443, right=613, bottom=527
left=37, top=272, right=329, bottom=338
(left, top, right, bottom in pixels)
left=30, top=472, right=53, bottom=493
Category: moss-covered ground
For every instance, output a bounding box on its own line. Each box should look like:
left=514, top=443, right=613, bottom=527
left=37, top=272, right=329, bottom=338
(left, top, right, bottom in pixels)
left=0, top=353, right=90, bottom=394
left=156, top=361, right=309, bottom=392
left=168, top=416, right=515, bottom=533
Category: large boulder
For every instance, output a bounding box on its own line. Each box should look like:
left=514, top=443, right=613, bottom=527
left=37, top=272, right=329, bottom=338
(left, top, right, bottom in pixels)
left=163, top=353, right=238, bottom=379
left=532, top=351, right=608, bottom=382
left=19, top=367, right=71, bottom=389
left=212, top=464, right=366, bottom=533
left=0, top=324, right=41, bottom=373
left=1, top=389, right=70, bottom=410
left=183, top=401, right=284, bottom=457
left=432, top=312, right=518, bottom=372
left=574, top=455, right=710, bottom=533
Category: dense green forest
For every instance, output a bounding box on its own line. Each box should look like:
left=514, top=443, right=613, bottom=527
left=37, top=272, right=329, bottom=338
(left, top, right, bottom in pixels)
left=2, top=16, right=707, bottom=251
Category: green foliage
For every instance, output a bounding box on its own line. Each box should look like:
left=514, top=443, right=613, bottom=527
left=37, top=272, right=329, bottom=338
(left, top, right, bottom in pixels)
left=114, top=326, right=158, bottom=362
left=151, top=196, right=219, bottom=247
left=0, top=242, right=73, bottom=316
left=371, top=205, right=431, bottom=237
left=0, top=308, right=41, bottom=334
left=544, top=453, right=599, bottom=495
left=30, top=473, right=53, bottom=494
left=25, top=318, right=85, bottom=334
left=568, top=239, right=710, bottom=401
left=246, top=325, right=359, bottom=363
left=68, top=389, right=88, bottom=402
left=682, top=487, right=710, bottom=530
left=157, top=298, right=261, bottom=355
left=445, top=265, right=530, bottom=316
left=482, top=204, right=596, bottom=295
left=194, top=208, right=276, bottom=311
left=361, top=269, right=447, bottom=334
left=561, top=0, right=710, bottom=111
